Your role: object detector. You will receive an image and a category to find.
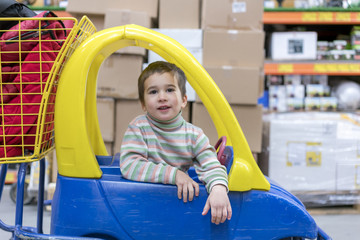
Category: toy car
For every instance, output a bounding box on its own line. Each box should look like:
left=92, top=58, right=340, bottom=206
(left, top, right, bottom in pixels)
left=48, top=25, right=332, bottom=240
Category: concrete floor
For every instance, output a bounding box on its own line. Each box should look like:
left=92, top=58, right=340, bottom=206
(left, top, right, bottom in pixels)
left=0, top=185, right=359, bottom=239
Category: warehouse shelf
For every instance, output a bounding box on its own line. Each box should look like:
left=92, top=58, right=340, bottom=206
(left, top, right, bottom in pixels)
left=29, top=6, right=71, bottom=17
left=264, top=8, right=360, bottom=76
left=264, top=60, right=360, bottom=75
left=263, top=8, right=360, bottom=24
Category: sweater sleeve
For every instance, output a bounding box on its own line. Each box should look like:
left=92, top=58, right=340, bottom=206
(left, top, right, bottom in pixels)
left=120, top=123, right=178, bottom=185
left=193, top=131, right=228, bottom=193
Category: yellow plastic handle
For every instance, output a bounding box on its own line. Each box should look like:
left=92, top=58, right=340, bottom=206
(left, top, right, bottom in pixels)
left=54, top=25, right=270, bottom=192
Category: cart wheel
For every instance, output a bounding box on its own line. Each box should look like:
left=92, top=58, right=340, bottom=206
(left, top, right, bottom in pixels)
left=10, top=182, right=35, bottom=205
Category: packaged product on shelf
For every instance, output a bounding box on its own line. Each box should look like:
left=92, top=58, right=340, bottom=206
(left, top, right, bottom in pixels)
left=330, top=49, right=355, bottom=60
left=320, top=97, right=338, bottom=111
left=304, top=97, right=321, bottom=110
left=269, top=85, right=286, bottom=99
left=284, top=75, right=302, bottom=85
left=343, top=49, right=355, bottom=60
left=351, top=26, right=360, bottom=45
left=353, top=45, right=360, bottom=60
left=286, top=98, right=304, bottom=111
left=316, top=50, right=329, bottom=60
left=301, top=75, right=312, bottom=85
left=266, top=75, right=283, bottom=86
left=317, top=41, right=329, bottom=51
left=312, top=75, right=328, bottom=85
left=270, top=31, right=317, bottom=60
left=333, top=40, right=347, bottom=50
left=306, top=84, right=324, bottom=97
left=286, top=85, right=305, bottom=98
left=329, top=49, right=344, bottom=60
left=269, top=97, right=287, bottom=112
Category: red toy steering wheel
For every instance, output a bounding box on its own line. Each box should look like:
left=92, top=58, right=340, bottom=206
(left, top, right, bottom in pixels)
left=214, top=136, right=227, bottom=166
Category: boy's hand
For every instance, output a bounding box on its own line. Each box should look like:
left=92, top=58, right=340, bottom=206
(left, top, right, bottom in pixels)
left=175, top=170, right=199, bottom=202
left=202, top=184, right=232, bottom=225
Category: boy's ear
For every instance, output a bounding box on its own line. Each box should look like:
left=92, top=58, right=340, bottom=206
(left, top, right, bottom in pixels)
left=140, top=101, right=147, bottom=112
left=181, top=94, right=188, bottom=109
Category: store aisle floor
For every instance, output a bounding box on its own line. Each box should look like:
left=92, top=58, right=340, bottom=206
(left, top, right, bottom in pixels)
left=0, top=185, right=359, bottom=239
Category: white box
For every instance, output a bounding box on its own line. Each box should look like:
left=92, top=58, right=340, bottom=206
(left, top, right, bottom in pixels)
left=269, top=97, right=287, bottom=112
left=151, top=29, right=203, bottom=48
left=148, top=48, right=203, bottom=64
left=271, top=32, right=317, bottom=60
left=286, top=85, right=305, bottom=98
left=269, top=85, right=286, bottom=99
left=267, top=112, right=360, bottom=192
left=336, top=162, right=360, bottom=191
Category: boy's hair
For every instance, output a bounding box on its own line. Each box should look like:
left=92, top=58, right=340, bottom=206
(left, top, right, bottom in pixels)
left=138, top=61, right=187, bottom=105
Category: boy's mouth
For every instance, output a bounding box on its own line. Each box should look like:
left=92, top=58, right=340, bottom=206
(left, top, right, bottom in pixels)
left=158, top=106, right=170, bottom=110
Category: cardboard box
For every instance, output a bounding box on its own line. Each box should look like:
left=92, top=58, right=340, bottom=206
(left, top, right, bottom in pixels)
left=113, top=100, right=191, bottom=154
left=201, top=0, right=263, bottom=30
left=105, top=142, right=114, bottom=156
left=67, top=0, right=159, bottom=18
left=196, top=66, right=262, bottom=105
left=271, top=32, right=318, bottom=60
left=71, top=13, right=105, bottom=31
left=97, top=97, right=115, bottom=142
left=114, top=100, right=143, bottom=154
left=148, top=48, right=202, bottom=64
left=203, top=29, right=264, bottom=67
left=97, top=54, right=143, bottom=99
left=159, top=0, right=200, bottom=28
left=105, top=9, right=151, bottom=55
left=266, top=112, right=360, bottom=192
left=192, top=103, right=263, bottom=152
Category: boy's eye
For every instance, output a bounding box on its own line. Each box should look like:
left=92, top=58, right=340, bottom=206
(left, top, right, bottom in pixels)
left=167, top=88, right=175, bottom=93
left=148, top=90, right=157, bottom=95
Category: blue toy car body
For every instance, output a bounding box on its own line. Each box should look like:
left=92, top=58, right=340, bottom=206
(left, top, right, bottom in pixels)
left=50, top=154, right=331, bottom=240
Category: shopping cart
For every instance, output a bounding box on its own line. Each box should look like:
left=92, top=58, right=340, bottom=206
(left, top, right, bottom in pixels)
left=0, top=12, right=96, bottom=239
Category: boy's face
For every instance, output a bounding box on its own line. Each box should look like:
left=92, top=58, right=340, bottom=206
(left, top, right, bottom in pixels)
left=142, top=72, right=187, bottom=121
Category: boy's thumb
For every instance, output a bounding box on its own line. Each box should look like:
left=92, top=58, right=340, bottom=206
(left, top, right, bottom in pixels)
left=202, top=200, right=210, bottom=216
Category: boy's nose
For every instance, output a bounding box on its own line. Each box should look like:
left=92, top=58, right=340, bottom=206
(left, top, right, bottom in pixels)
left=158, top=91, right=167, bottom=101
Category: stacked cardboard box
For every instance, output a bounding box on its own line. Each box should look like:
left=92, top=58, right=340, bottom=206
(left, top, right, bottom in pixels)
left=194, top=0, right=265, bottom=153
left=65, top=0, right=265, bottom=156
left=145, top=0, right=202, bottom=102
left=261, top=112, right=360, bottom=206
left=66, top=0, right=158, bottom=155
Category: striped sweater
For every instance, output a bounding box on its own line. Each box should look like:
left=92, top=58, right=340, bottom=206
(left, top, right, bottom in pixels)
left=120, top=112, right=228, bottom=193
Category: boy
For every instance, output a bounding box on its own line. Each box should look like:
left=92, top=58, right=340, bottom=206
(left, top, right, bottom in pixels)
left=120, top=61, right=232, bottom=225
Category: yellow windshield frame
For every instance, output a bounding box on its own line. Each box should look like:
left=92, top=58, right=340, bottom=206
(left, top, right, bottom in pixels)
left=54, top=25, right=270, bottom=192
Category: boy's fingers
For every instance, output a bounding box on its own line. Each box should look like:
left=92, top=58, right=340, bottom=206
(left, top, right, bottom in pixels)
left=182, top=185, right=188, bottom=203
left=227, top=204, right=233, bottom=220
left=221, top=208, right=228, bottom=223
left=177, top=185, right=183, bottom=199
left=214, top=209, right=222, bottom=224
left=202, top=200, right=210, bottom=216
left=193, top=182, right=199, bottom=197
left=188, top=183, right=194, bottom=201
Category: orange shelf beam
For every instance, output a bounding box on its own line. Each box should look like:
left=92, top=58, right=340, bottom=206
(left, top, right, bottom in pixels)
left=264, top=62, right=360, bottom=75
left=263, top=11, right=360, bottom=24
